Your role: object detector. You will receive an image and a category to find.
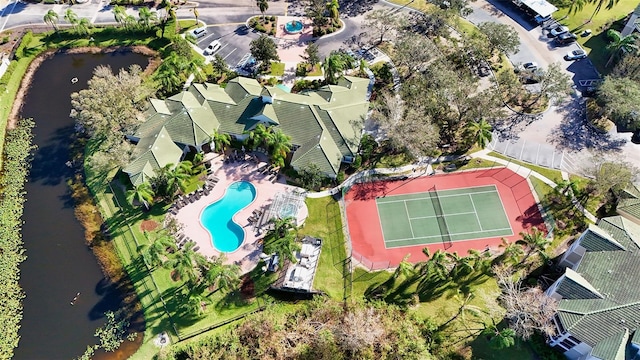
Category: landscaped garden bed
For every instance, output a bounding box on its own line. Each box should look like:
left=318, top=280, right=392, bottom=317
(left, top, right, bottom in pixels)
left=249, top=16, right=277, bottom=36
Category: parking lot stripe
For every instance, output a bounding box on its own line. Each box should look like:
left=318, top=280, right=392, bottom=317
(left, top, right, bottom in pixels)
left=223, top=48, right=237, bottom=60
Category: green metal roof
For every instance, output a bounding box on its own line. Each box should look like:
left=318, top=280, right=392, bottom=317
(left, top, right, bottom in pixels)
left=290, top=137, right=338, bottom=177
left=580, top=224, right=626, bottom=252
left=591, top=329, right=628, bottom=360
left=556, top=268, right=603, bottom=300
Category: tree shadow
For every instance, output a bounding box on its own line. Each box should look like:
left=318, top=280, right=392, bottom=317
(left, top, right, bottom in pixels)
left=547, top=100, right=627, bottom=152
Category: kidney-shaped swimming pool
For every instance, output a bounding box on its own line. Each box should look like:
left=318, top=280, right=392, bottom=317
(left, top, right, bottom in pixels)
left=200, top=181, right=257, bottom=252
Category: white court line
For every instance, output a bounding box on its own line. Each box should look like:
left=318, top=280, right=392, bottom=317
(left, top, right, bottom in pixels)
left=404, top=201, right=415, bottom=239
left=377, top=189, right=498, bottom=205
left=408, top=211, right=476, bottom=220
left=468, top=194, right=483, bottom=231
left=385, top=227, right=513, bottom=243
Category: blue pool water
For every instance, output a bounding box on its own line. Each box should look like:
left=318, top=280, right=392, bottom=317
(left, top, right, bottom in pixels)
left=200, top=181, right=257, bottom=252
left=284, top=20, right=303, bottom=34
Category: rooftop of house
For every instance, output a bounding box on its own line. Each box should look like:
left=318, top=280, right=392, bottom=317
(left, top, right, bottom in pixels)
left=125, top=76, right=370, bottom=184
left=555, top=216, right=640, bottom=359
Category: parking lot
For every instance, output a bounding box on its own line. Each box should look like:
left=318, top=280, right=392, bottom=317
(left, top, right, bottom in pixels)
left=194, top=24, right=261, bottom=70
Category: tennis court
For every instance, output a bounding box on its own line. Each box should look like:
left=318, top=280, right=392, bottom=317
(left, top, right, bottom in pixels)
left=376, top=185, right=512, bottom=249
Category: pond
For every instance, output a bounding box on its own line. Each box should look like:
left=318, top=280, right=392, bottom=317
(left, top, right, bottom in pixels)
left=15, top=51, right=149, bottom=359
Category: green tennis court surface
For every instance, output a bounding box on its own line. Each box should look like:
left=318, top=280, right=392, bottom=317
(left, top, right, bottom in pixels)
left=376, top=185, right=512, bottom=248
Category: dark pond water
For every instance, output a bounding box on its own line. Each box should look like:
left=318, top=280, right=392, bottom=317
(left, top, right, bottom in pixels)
left=15, top=51, right=148, bottom=360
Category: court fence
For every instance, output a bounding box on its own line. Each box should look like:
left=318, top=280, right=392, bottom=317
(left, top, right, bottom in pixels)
left=351, top=250, right=392, bottom=271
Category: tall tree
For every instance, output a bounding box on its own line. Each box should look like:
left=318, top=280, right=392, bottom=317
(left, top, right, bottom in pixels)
left=192, top=7, right=199, bottom=25
left=126, top=182, right=155, bottom=210
left=584, top=156, right=638, bottom=196
left=268, top=129, right=291, bottom=168
left=323, top=51, right=348, bottom=84
left=43, top=10, right=59, bottom=31
left=76, top=17, right=91, bottom=36
left=256, top=0, right=268, bottom=20
left=326, top=0, right=339, bottom=20
left=203, top=256, right=241, bottom=293
left=362, top=9, right=403, bottom=45
left=112, top=5, right=126, bottom=26
left=165, top=241, right=208, bottom=285
left=589, top=0, right=621, bottom=22
left=596, top=76, right=640, bottom=131
left=138, top=7, right=158, bottom=29
left=392, top=32, right=439, bottom=80
left=605, top=29, right=639, bottom=68
left=211, top=129, right=231, bottom=153
left=523, top=62, right=572, bottom=109
left=263, top=217, right=300, bottom=263
left=138, top=232, right=176, bottom=268
left=467, top=118, right=493, bottom=149
left=306, top=0, right=328, bottom=27
left=250, top=35, right=280, bottom=71
left=300, top=42, right=320, bottom=67
left=246, top=123, right=274, bottom=150
left=499, top=238, right=524, bottom=265
left=64, top=9, right=79, bottom=29
left=477, top=22, right=520, bottom=56
left=516, top=228, right=550, bottom=264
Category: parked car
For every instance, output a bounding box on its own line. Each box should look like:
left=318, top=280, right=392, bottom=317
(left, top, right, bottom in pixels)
left=515, top=62, right=538, bottom=73
left=190, top=25, right=207, bottom=39
left=564, top=49, right=587, bottom=61
left=204, top=40, right=222, bottom=55
left=550, top=25, right=570, bottom=37
left=555, top=32, right=578, bottom=44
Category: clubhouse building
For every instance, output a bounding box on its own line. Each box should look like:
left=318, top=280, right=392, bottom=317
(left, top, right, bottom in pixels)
left=123, top=76, right=370, bottom=186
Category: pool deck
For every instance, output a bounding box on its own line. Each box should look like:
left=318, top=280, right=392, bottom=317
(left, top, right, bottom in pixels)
left=171, top=153, right=308, bottom=274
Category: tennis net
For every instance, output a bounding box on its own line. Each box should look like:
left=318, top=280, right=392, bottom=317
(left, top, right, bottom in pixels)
left=429, top=186, right=453, bottom=249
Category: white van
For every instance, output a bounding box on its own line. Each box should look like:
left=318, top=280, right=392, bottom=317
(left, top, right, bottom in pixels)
left=190, top=26, right=207, bottom=39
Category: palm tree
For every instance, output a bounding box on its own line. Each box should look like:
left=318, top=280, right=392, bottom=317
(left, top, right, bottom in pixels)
left=126, top=182, right=155, bottom=210
left=566, top=0, right=588, bottom=16
left=268, top=129, right=291, bottom=168
left=323, top=52, right=347, bottom=84
left=154, top=66, right=181, bottom=94
left=499, top=238, right=524, bottom=265
left=183, top=291, right=207, bottom=317
left=203, top=256, right=241, bottom=293
left=438, top=290, right=482, bottom=331
left=468, top=118, right=492, bottom=149
left=211, top=54, right=229, bottom=80
left=589, top=0, right=621, bottom=22
left=256, top=0, right=268, bottom=21
left=138, top=232, right=176, bottom=268
left=246, top=123, right=273, bottom=151
left=326, top=0, right=339, bottom=20
left=191, top=7, right=200, bottom=25
left=112, top=5, right=127, bottom=26
left=138, top=7, right=157, bottom=29
left=211, top=129, right=231, bottom=153
left=64, top=9, right=79, bottom=29
left=123, top=14, right=138, bottom=31
left=263, top=217, right=300, bottom=263
left=76, top=18, right=91, bottom=36
left=516, top=228, right=551, bottom=265
left=605, top=29, right=639, bottom=67
left=44, top=10, right=59, bottom=31
left=165, top=241, right=207, bottom=285
left=428, top=249, right=450, bottom=280
left=392, top=254, right=414, bottom=279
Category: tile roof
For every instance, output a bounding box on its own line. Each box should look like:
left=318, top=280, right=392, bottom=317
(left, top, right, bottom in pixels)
left=591, top=329, right=628, bottom=360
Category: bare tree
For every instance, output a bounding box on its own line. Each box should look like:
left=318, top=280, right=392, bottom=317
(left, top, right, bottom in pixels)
left=494, top=265, right=558, bottom=340
left=335, top=307, right=385, bottom=352
left=362, top=9, right=405, bottom=46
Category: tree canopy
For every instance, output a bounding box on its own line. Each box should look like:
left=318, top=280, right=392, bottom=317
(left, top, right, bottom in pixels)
left=477, top=22, right=520, bottom=56
left=250, top=35, right=280, bottom=70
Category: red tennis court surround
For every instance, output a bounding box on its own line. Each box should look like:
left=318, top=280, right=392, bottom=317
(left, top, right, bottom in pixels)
left=344, top=167, right=545, bottom=269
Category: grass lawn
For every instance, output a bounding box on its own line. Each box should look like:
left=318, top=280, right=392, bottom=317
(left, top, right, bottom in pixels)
left=269, top=62, right=285, bottom=76
left=488, top=151, right=562, bottom=183
left=553, top=0, right=640, bottom=73
left=301, top=197, right=347, bottom=299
